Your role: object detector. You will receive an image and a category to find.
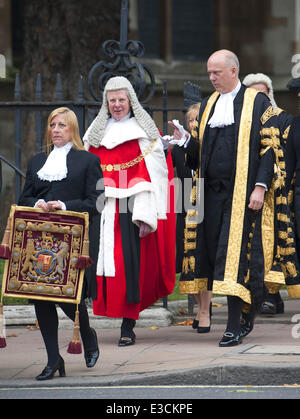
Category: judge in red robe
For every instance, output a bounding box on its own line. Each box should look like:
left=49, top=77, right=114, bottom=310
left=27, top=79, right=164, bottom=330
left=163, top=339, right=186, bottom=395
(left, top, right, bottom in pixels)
left=83, top=76, right=175, bottom=346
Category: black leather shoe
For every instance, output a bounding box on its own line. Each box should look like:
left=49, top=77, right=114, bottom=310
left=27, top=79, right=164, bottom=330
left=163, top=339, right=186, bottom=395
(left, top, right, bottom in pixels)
left=192, top=319, right=199, bottom=329
left=197, top=326, right=210, bottom=334
left=118, top=332, right=136, bottom=347
left=35, top=356, right=66, bottom=381
left=219, top=332, right=242, bottom=347
left=119, top=318, right=136, bottom=346
left=193, top=303, right=213, bottom=329
left=118, top=337, right=135, bottom=346
left=260, top=301, right=276, bottom=315
left=240, top=319, right=253, bottom=338
left=84, top=328, right=99, bottom=368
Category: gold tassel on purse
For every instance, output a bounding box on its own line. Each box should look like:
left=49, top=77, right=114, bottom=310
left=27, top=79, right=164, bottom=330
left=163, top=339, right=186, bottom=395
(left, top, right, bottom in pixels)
left=67, top=305, right=82, bottom=354
left=75, top=222, right=93, bottom=269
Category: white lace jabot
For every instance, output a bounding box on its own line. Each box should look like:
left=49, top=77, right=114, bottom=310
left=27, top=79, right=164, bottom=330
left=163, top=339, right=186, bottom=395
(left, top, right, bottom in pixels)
left=208, top=81, right=241, bottom=128
left=37, top=142, right=73, bottom=182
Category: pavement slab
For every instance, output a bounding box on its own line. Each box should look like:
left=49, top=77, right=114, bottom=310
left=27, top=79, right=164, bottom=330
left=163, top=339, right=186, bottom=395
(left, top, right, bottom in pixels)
left=1, top=294, right=300, bottom=386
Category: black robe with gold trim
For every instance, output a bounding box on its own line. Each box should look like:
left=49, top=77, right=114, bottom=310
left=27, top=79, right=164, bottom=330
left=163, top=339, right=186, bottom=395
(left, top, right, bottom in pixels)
left=180, top=85, right=300, bottom=307
left=277, top=108, right=293, bottom=149
left=286, top=116, right=300, bottom=252
left=263, top=108, right=294, bottom=294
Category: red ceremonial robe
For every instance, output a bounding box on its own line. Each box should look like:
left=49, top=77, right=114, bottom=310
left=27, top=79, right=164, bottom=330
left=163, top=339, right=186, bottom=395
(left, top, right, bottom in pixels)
left=89, top=140, right=175, bottom=319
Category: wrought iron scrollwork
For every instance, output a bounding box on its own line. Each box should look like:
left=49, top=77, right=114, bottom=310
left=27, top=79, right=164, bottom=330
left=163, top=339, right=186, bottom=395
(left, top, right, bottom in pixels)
left=88, top=0, right=155, bottom=104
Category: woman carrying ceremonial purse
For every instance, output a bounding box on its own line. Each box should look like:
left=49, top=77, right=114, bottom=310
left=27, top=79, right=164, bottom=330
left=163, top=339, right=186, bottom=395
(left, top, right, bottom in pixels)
left=18, top=107, right=101, bottom=380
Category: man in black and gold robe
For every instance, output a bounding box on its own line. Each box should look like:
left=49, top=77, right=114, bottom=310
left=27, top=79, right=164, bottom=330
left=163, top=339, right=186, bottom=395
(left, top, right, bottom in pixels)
left=169, top=49, right=300, bottom=347
left=242, top=72, right=294, bottom=315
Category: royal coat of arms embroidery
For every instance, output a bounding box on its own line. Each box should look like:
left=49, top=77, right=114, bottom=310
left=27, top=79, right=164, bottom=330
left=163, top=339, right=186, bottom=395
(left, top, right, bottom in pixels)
left=1, top=205, right=91, bottom=304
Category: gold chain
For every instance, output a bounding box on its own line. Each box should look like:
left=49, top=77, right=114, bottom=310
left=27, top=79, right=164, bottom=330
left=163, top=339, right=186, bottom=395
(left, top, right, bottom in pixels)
left=101, top=139, right=158, bottom=172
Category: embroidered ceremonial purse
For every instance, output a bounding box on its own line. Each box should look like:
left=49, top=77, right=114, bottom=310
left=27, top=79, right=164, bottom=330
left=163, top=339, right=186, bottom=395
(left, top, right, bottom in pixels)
left=1, top=205, right=91, bottom=304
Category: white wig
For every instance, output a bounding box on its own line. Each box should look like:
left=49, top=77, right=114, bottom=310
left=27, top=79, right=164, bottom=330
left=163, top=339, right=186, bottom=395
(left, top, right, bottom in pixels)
left=243, top=73, right=278, bottom=112
left=83, top=76, right=160, bottom=148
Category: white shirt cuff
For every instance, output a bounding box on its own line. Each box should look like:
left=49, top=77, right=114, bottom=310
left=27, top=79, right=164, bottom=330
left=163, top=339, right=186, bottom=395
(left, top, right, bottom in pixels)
left=255, top=182, right=268, bottom=191
left=58, top=200, right=66, bottom=211
left=183, top=133, right=191, bottom=148
left=34, top=199, right=46, bottom=208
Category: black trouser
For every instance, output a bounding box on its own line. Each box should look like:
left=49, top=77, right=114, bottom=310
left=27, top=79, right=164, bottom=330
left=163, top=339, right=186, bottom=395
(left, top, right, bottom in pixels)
left=34, top=299, right=96, bottom=367
left=119, top=198, right=141, bottom=304
left=205, top=182, right=244, bottom=335
left=226, top=296, right=243, bottom=335
left=204, top=181, right=231, bottom=290
left=120, top=318, right=136, bottom=338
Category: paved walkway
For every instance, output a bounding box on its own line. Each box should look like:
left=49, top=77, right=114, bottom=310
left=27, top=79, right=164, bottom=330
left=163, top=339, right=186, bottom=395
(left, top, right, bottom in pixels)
left=1, top=293, right=300, bottom=387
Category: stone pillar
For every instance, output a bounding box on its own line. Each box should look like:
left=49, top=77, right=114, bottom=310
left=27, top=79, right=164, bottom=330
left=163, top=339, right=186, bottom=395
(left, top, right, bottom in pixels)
left=159, top=0, right=172, bottom=64
left=293, top=0, right=300, bottom=53
left=214, top=0, right=231, bottom=50
left=128, top=0, right=138, bottom=39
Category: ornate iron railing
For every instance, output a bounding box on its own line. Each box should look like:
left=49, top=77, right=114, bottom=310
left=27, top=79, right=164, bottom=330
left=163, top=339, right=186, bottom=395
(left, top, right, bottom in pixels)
left=0, top=74, right=185, bottom=200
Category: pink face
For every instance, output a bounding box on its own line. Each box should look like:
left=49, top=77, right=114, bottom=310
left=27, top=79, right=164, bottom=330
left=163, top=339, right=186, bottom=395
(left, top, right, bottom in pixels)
left=49, top=114, right=71, bottom=148
left=187, top=111, right=198, bottom=132
left=107, top=89, right=131, bottom=121
left=249, top=83, right=269, bottom=96
left=207, top=56, right=238, bottom=94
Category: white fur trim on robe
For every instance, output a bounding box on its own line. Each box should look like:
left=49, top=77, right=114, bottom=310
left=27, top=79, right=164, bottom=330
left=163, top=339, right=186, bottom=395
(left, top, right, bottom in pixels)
left=105, top=180, right=153, bottom=200
left=84, top=117, right=168, bottom=219
left=97, top=197, right=116, bottom=277
left=105, top=118, right=168, bottom=220
left=88, top=116, right=168, bottom=277
left=96, top=191, right=158, bottom=277
left=101, top=117, right=148, bottom=149
left=139, top=135, right=168, bottom=220
left=132, top=190, right=157, bottom=232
